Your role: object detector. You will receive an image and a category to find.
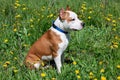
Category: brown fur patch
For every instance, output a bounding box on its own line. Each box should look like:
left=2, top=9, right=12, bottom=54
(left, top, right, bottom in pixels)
left=25, top=30, right=62, bottom=69
left=60, top=11, right=73, bottom=23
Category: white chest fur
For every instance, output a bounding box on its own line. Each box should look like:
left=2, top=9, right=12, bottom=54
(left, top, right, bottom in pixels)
left=50, top=27, right=69, bottom=55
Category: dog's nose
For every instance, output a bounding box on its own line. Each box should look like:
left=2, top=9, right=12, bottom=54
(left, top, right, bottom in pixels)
left=81, top=23, right=85, bottom=27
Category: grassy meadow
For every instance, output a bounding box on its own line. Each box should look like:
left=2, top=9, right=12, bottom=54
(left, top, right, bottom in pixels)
left=0, top=0, right=120, bottom=80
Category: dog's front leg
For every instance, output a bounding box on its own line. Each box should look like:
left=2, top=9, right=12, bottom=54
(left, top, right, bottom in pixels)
left=54, top=54, right=62, bottom=73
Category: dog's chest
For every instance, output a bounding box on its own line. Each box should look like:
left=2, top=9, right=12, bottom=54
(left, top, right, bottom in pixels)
left=51, top=27, right=69, bottom=54
left=58, top=33, right=69, bottom=51
left=41, top=28, right=69, bottom=61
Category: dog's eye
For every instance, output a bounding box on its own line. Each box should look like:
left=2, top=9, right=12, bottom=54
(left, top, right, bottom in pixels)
left=71, top=19, right=75, bottom=21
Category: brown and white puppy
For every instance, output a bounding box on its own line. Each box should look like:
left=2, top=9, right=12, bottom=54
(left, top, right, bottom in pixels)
left=25, top=7, right=85, bottom=73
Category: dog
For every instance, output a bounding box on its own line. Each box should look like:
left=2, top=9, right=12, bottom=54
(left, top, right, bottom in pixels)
left=25, top=7, right=85, bottom=73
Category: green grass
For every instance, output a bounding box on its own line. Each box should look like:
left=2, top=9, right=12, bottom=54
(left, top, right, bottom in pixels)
left=0, top=0, right=120, bottom=80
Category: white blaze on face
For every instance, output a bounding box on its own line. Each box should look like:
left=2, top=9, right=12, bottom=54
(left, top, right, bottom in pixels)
left=65, top=11, right=83, bottom=30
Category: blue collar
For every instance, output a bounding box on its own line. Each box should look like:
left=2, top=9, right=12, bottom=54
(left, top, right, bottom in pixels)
left=52, top=22, right=68, bottom=34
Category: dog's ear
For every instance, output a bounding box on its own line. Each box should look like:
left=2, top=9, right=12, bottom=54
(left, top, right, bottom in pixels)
left=59, top=8, right=66, bottom=20
left=66, top=5, right=70, bottom=10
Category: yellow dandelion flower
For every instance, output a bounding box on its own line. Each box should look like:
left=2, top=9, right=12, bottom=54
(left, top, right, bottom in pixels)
left=117, top=76, right=120, bottom=80
left=13, top=28, right=17, bottom=32
left=115, top=35, right=119, bottom=40
left=2, top=9, right=5, bottom=12
left=89, top=75, right=94, bottom=79
left=89, top=72, right=94, bottom=76
left=81, top=9, right=84, bottom=13
left=47, top=15, right=49, bottom=18
left=28, top=33, right=31, bottom=36
left=23, top=44, right=28, bottom=47
left=30, top=25, right=34, bottom=27
left=117, top=65, right=120, bottom=69
left=113, top=44, right=118, bottom=48
left=108, top=14, right=113, bottom=17
left=118, top=17, right=120, bottom=20
left=48, top=7, right=50, bottom=10
left=89, top=72, right=94, bottom=79
left=88, top=16, right=91, bottom=19
left=38, top=19, right=40, bottom=22
left=106, top=17, right=111, bottom=21
left=42, top=6, right=46, bottom=9
left=10, top=51, right=14, bottom=54
left=110, top=45, right=114, bottom=49
left=15, top=0, right=19, bottom=3
left=30, top=19, right=33, bottom=22
left=75, top=70, right=80, bottom=74
left=77, top=75, right=81, bottom=79
left=81, top=6, right=86, bottom=10
left=13, top=69, right=19, bottom=73
left=14, top=3, right=21, bottom=7
left=14, top=6, right=17, bottom=9
left=73, top=61, right=77, bottom=65
left=42, top=15, right=44, bottom=18
left=15, top=14, right=21, bottom=18
left=22, top=7, right=27, bottom=11
left=41, top=8, right=44, bottom=11
left=14, top=57, right=17, bottom=60
left=112, top=20, right=116, bottom=23
left=51, top=78, right=56, bottom=80
left=101, top=76, right=106, bottom=80
left=79, top=15, right=83, bottom=18
left=4, top=39, right=8, bottom=43
left=112, top=28, right=116, bottom=31
left=3, top=64, right=7, bottom=68
left=82, top=3, right=86, bottom=6
left=40, top=73, right=46, bottom=77
left=5, top=61, right=10, bottom=65
left=99, top=61, right=103, bottom=65
left=100, top=4, right=104, bottom=8
left=94, top=78, right=98, bottom=80
left=112, top=41, right=119, bottom=45
left=100, top=68, right=105, bottom=73
left=22, top=4, right=26, bottom=6
left=12, top=66, right=16, bottom=69
left=112, top=23, right=117, bottom=27
left=89, top=11, right=93, bottom=14
left=49, top=14, right=53, bottom=18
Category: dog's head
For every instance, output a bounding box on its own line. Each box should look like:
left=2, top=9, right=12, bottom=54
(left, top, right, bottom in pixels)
left=59, top=7, right=85, bottom=31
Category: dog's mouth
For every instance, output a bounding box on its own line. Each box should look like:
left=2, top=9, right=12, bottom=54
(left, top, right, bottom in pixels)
left=71, top=29, right=79, bottom=31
